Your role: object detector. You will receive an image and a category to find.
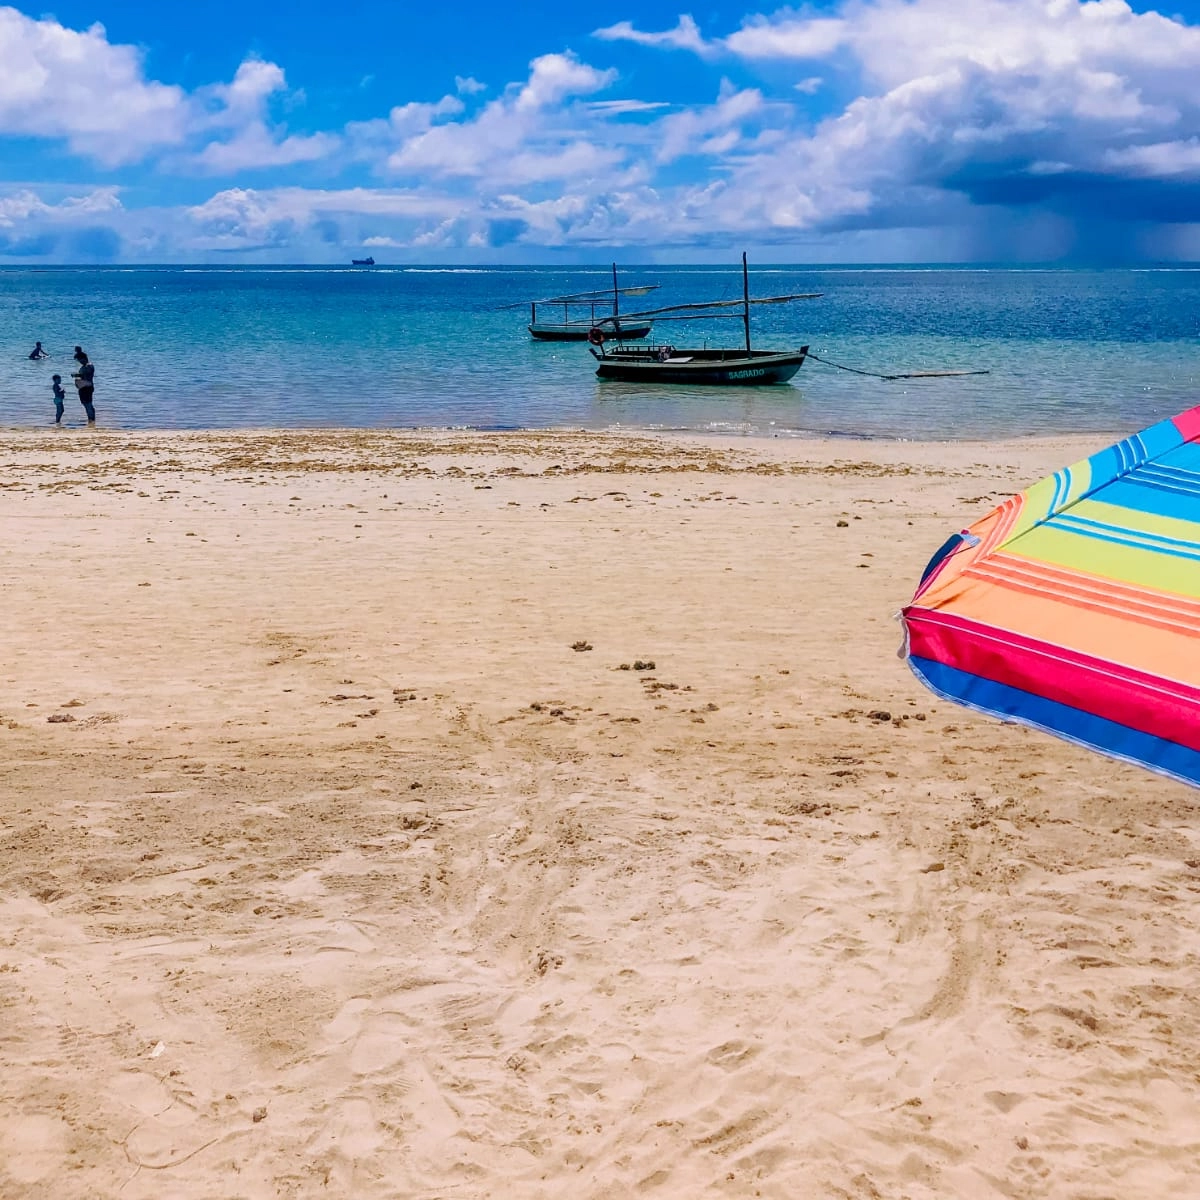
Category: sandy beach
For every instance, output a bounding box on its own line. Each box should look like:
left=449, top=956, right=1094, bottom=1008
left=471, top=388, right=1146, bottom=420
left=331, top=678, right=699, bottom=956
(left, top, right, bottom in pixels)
left=2, top=427, right=1198, bottom=1200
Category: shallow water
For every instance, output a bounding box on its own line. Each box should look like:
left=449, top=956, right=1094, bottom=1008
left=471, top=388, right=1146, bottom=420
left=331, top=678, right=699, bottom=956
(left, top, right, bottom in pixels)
left=2, top=264, right=1197, bottom=439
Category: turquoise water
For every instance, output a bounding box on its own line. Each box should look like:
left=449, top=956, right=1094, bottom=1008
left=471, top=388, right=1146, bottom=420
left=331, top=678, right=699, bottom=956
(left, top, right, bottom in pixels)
left=1, top=265, right=1197, bottom=439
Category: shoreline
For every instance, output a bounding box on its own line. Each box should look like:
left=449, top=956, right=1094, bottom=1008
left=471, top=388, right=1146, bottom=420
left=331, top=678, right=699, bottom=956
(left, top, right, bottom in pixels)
left=1, top=420, right=1136, bottom=448
left=2, top=428, right=1195, bottom=1198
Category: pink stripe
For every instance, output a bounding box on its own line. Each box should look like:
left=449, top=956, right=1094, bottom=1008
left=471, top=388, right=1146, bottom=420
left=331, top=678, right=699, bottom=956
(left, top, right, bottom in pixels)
left=904, top=608, right=1200, bottom=754
left=979, top=496, right=1021, bottom=557
left=1172, top=405, right=1200, bottom=442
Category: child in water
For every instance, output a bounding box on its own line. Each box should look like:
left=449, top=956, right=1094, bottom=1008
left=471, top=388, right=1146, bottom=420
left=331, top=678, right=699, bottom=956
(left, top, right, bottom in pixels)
left=51, top=375, right=65, bottom=424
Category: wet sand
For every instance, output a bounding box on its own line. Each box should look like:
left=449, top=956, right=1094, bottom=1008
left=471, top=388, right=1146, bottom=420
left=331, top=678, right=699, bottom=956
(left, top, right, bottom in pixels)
left=1, top=428, right=1197, bottom=1199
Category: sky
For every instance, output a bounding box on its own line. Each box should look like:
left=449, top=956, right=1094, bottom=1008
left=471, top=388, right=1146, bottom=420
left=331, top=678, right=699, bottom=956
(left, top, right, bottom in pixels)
left=3, top=0, right=1200, bottom=262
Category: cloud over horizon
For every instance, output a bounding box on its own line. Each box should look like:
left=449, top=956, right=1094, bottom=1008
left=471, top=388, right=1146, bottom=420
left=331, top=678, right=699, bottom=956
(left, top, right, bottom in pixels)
left=2, top=0, right=1200, bottom=261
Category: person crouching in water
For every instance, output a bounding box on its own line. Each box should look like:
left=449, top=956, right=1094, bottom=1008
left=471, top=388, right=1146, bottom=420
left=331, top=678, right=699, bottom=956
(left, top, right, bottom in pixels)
left=51, top=375, right=66, bottom=424
left=72, top=354, right=96, bottom=424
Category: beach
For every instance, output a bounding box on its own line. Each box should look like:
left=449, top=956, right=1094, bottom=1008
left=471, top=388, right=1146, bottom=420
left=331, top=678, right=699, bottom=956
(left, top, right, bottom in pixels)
left=2, top=427, right=1197, bottom=1199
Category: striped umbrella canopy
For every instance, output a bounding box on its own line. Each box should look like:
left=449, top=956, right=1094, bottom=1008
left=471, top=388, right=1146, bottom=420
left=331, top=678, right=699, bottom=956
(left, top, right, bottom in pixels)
left=903, top=404, right=1200, bottom=789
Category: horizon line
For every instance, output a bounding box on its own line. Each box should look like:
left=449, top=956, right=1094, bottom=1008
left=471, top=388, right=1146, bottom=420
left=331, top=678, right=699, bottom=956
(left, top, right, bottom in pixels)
left=3, top=260, right=1200, bottom=269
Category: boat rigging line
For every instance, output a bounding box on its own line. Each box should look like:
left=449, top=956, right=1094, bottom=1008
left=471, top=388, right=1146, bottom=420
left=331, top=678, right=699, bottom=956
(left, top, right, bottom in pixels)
left=805, top=350, right=990, bottom=381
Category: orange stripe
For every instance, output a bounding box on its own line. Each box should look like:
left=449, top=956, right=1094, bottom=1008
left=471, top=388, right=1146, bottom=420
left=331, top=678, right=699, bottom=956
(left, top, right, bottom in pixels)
left=966, top=565, right=1200, bottom=639
left=974, top=495, right=1022, bottom=558
left=922, top=578, right=1200, bottom=687
left=982, top=552, right=1200, bottom=620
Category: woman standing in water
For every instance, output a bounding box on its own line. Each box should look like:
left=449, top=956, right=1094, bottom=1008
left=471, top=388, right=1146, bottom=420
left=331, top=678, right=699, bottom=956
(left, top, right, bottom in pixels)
left=72, top=352, right=96, bottom=425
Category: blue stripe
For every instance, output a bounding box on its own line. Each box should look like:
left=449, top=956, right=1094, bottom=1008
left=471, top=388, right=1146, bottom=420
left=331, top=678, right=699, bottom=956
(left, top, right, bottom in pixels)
left=908, top=657, right=1200, bottom=789
left=1161, top=442, right=1200, bottom=473
left=1044, top=517, right=1200, bottom=563
left=1054, top=511, right=1200, bottom=553
left=1140, top=464, right=1200, bottom=485
left=1135, top=466, right=1200, bottom=495
left=1027, top=416, right=1187, bottom=532
left=1049, top=469, right=1066, bottom=513
left=1087, top=416, right=1186, bottom=490
left=919, top=532, right=977, bottom=587
left=1099, top=477, right=1200, bottom=521
left=1125, top=475, right=1200, bottom=503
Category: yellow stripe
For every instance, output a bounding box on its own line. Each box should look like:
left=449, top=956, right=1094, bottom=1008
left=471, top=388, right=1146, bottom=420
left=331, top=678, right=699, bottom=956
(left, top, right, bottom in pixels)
left=1071, top=497, right=1200, bottom=545
left=1007, top=526, right=1200, bottom=599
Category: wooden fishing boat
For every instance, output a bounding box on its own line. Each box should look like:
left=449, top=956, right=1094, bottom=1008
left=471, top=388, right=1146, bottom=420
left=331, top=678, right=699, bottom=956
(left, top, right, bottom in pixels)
left=589, top=254, right=819, bottom=386
left=524, top=264, right=657, bottom=341
left=593, top=345, right=809, bottom=385
left=531, top=316, right=654, bottom=341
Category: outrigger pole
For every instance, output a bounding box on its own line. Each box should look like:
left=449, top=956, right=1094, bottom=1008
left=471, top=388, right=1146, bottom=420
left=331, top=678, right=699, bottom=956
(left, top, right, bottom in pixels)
left=595, top=292, right=822, bottom=324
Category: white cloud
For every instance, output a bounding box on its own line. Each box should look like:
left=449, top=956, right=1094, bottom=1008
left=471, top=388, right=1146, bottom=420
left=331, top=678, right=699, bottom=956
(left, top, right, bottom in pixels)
left=344, top=95, right=465, bottom=166
left=386, top=52, right=622, bottom=185
left=821, top=0, right=1198, bottom=90
left=0, top=7, right=187, bottom=164
left=593, top=14, right=713, bottom=56
left=655, top=83, right=764, bottom=162
left=6, top=0, right=1200, bottom=260
left=387, top=96, right=465, bottom=135
left=180, top=185, right=469, bottom=252
left=212, top=58, right=287, bottom=115
left=725, top=16, right=848, bottom=59
left=0, top=11, right=340, bottom=173
left=588, top=0, right=1200, bottom=243
left=191, top=56, right=341, bottom=172
left=189, top=186, right=463, bottom=230
left=588, top=99, right=672, bottom=115
left=0, top=187, right=121, bottom=226
left=193, top=125, right=340, bottom=173
left=1104, top=137, right=1200, bottom=177
left=513, top=52, right=616, bottom=112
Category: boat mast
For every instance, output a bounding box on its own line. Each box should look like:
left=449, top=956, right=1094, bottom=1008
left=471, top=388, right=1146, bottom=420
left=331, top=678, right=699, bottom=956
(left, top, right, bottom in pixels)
left=742, top=252, right=751, bottom=354
left=612, top=262, right=619, bottom=320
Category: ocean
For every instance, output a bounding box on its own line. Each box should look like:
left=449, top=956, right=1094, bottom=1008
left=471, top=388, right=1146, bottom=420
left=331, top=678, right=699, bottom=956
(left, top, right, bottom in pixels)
left=1, top=265, right=1197, bottom=439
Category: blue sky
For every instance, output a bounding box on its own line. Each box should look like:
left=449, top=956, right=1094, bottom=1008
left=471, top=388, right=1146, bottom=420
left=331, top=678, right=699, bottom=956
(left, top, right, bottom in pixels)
left=2, top=0, right=1200, bottom=262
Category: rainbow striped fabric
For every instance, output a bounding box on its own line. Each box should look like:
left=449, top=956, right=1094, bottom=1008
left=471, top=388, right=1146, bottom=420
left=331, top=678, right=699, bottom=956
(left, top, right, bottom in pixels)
left=903, top=404, right=1200, bottom=789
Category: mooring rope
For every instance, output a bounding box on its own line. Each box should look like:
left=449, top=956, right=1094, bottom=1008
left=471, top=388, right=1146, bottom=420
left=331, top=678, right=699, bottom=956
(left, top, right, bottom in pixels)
left=806, top=350, right=990, bottom=381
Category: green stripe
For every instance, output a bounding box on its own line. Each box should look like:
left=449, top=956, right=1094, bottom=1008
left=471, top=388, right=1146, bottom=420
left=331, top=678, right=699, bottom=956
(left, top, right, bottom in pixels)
left=1007, top=525, right=1200, bottom=598
left=1074, top=497, right=1200, bottom=545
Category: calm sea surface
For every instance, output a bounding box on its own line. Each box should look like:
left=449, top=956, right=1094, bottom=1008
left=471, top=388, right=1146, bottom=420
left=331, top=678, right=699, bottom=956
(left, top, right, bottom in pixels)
left=1, top=265, right=1197, bottom=439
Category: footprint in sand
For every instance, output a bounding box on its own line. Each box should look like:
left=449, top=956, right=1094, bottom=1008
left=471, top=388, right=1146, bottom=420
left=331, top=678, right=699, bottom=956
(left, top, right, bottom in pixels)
left=705, top=1040, right=761, bottom=1071
left=0, top=1114, right=71, bottom=1185
left=120, top=1074, right=236, bottom=1173
left=347, top=1013, right=413, bottom=1074
left=315, top=918, right=377, bottom=956
left=307, top=1095, right=385, bottom=1165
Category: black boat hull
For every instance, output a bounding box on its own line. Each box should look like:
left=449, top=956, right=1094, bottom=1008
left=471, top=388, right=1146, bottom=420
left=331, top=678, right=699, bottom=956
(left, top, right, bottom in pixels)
left=531, top=320, right=653, bottom=341
left=594, top=346, right=808, bottom=385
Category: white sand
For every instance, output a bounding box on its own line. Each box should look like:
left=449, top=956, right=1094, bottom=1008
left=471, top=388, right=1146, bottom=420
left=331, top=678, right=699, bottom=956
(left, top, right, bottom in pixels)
left=1, top=428, right=1197, bottom=1199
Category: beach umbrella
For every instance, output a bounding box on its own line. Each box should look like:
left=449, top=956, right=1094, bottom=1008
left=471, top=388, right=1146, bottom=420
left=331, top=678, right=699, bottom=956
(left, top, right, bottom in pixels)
left=901, top=404, right=1200, bottom=789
